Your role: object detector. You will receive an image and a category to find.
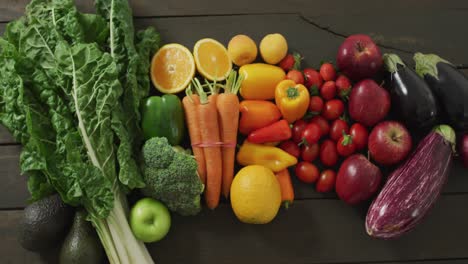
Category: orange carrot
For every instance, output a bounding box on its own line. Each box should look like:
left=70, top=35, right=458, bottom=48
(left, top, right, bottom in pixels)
left=182, top=94, right=206, bottom=184
left=275, top=169, right=295, bottom=209
left=216, top=93, right=239, bottom=198
left=216, top=71, right=243, bottom=198
left=193, top=78, right=222, bottom=209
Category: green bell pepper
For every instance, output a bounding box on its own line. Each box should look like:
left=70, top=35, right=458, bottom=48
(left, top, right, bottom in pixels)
left=141, top=95, right=185, bottom=145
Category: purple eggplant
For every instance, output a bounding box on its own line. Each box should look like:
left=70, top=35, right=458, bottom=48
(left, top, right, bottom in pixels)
left=461, top=134, right=468, bottom=168
left=414, top=53, right=468, bottom=133
left=383, top=54, right=439, bottom=131
left=366, top=125, right=456, bottom=239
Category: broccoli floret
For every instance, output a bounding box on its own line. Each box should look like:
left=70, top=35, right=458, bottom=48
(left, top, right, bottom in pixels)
left=142, top=137, right=174, bottom=169
left=141, top=137, right=204, bottom=216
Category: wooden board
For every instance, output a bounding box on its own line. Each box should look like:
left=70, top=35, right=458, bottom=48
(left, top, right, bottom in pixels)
left=0, top=2, right=467, bottom=264
left=1, top=1, right=467, bottom=65
left=147, top=196, right=468, bottom=264
left=3, top=194, right=467, bottom=264
left=0, top=146, right=30, bottom=209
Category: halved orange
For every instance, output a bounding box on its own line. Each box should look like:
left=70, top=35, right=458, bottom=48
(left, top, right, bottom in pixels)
left=193, top=38, right=232, bottom=81
left=151, top=43, right=196, bottom=94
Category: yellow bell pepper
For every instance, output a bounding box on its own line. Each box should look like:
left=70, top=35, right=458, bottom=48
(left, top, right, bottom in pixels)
left=236, top=141, right=297, bottom=172
left=275, top=79, right=310, bottom=123
left=239, top=63, right=286, bottom=100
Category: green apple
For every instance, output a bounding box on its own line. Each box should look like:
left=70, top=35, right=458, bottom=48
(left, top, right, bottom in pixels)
left=130, top=198, right=171, bottom=243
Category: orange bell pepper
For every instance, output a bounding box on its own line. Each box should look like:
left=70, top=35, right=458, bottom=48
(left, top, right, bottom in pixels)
left=239, top=100, right=282, bottom=135
left=275, top=79, right=310, bottom=123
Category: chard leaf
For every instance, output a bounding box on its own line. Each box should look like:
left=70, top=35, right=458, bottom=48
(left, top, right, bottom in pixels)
left=0, top=2, right=116, bottom=217
left=95, top=0, right=153, bottom=188
left=135, top=27, right=161, bottom=99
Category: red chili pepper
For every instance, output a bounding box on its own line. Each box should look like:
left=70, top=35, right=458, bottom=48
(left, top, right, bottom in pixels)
left=247, top=119, right=292, bottom=144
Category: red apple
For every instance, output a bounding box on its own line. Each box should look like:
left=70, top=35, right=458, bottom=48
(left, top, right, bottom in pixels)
left=368, top=121, right=413, bottom=166
left=336, top=34, right=383, bottom=81
left=348, top=79, right=390, bottom=127
left=336, top=154, right=382, bottom=205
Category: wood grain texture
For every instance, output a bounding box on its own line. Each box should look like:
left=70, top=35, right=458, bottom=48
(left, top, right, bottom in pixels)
left=1, top=195, right=467, bottom=264
left=0, top=0, right=466, bottom=19
left=0, top=145, right=30, bottom=209
left=148, top=195, right=468, bottom=264
left=1, top=1, right=467, bottom=65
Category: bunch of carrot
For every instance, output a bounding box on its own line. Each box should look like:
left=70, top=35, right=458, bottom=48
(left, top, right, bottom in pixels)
left=182, top=71, right=243, bottom=209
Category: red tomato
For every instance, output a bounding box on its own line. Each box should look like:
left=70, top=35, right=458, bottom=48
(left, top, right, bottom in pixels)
left=320, top=81, right=337, bottom=100
left=278, top=54, right=295, bottom=72
left=316, top=170, right=336, bottom=192
left=336, top=74, right=352, bottom=99
left=292, top=120, right=308, bottom=144
left=308, top=96, right=324, bottom=113
left=303, top=68, right=323, bottom=88
left=295, top=162, right=320, bottom=183
left=279, top=140, right=300, bottom=158
left=349, top=123, right=369, bottom=150
left=301, top=143, right=320, bottom=162
left=329, top=119, right=349, bottom=141
left=320, top=139, right=338, bottom=167
left=301, top=123, right=322, bottom=145
left=337, top=134, right=356, bottom=157
left=322, top=99, right=344, bottom=120
left=320, top=63, right=337, bottom=81
left=287, top=69, right=305, bottom=85
left=310, top=116, right=330, bottom=136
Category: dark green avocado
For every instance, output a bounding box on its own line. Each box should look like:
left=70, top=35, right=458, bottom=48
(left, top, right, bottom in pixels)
left=17, top=194, right=74, bottom=252
left=59, top=209, right=104, bottom=264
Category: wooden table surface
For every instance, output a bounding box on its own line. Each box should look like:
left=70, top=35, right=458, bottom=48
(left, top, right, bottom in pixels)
left=1, top=0, right=467, bottom=263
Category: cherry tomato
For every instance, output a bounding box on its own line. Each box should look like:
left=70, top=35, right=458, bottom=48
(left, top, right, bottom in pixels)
left=292, top=120, right=308, bottom=144
left=320, top=81, right=337, bottom=100
left=329, top=119, right=349, bottom=141
left=308, top=96, right=324, bottom=113
left=337, top=134, right=356, bottom=157
left=301, top=143, right=320, bottom=162
left=336, top=74, right=352, bottom=99
left=322, top=99, right=344, bottom=120
left=303, top=68, right=323, bottom=88
left=310, top=116, right=330, bottom=136
left=320, top=63, right=337, bottom=81
left=349, top=123, right=369, bottom=150
left=287, top=69, right=305, bottom=85
left=316, top=170, right=336, bottom=192
left=320, top=139, right=338, bottom=167
left=278, top=54, right=298, bottom=72
left=295, top=161, right=320, bottom=183
left=301, top=123, right=322, bottom=145
left=279, top=140, right=300, bottom=158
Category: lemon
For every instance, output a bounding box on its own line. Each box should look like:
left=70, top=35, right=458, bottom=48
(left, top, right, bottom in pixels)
left=259, top=33, right=288, bottom=64
left=230, top=165, right=281, bottom=224
left=150, top=43, right=195, bottom=94
left=193, top=38, right=232, bottom=81
left=227, top=34, right=258, bottom=66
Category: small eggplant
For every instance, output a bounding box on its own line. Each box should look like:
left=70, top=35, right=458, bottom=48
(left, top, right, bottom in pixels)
left=383, top=54, right=439, bottom=131
left=414, top=53, right=468, bottom=133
